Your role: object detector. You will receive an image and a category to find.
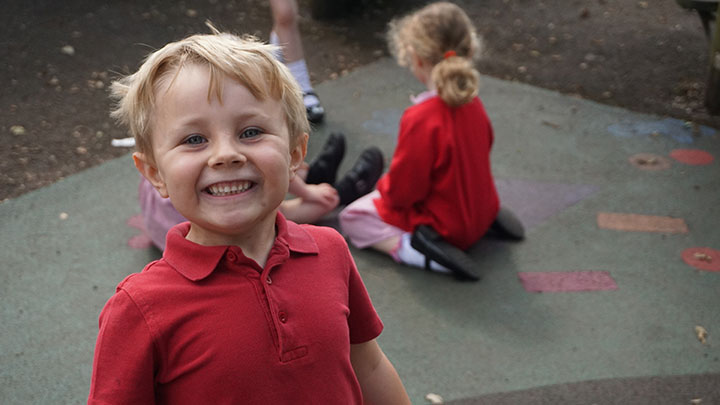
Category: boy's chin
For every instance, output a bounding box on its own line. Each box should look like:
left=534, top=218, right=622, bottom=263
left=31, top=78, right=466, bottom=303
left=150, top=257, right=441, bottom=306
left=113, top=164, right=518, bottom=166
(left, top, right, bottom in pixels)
left=186, top=212, right=280, bottom=245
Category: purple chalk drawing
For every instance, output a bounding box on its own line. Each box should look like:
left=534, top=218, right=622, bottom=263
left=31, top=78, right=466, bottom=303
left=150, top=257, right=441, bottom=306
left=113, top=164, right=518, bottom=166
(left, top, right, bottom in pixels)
left=495, top=179, right=598, bottom=230
left=518, top=271, right=618, bottom=292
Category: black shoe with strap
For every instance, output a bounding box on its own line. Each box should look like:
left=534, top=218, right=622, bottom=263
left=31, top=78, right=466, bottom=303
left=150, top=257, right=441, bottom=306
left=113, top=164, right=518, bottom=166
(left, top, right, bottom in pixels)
left=306, top=132, right=346, bottom=185
left=411, top=225, right=481, bottom=281
left=334, top=147, right=384, bottom=206
left=305, top=91, right=325, bottom=124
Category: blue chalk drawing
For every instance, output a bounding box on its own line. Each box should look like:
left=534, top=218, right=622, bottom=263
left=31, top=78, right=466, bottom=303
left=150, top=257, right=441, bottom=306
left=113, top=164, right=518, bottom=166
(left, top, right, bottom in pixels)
left=607, top=118, right=717, bottom=144
left=362, top=109, right=404, bottom=136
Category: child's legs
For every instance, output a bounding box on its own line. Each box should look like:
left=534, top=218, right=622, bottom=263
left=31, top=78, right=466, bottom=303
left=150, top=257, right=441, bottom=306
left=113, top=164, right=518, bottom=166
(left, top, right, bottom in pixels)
left=338, top=190, right=405, bottom=254
left=372, top=234, right=402, bottom=255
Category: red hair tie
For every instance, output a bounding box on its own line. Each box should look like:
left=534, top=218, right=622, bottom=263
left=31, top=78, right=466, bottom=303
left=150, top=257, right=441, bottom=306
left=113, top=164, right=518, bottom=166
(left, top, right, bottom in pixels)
left=443, top=50, right=457, bottom=59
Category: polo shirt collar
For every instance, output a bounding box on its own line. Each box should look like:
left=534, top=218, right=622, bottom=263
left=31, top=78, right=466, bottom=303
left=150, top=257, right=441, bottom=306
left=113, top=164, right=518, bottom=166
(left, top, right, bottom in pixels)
left=275, top=213, right=319, bottom=255
left=162, top=213, right=319, bottom=281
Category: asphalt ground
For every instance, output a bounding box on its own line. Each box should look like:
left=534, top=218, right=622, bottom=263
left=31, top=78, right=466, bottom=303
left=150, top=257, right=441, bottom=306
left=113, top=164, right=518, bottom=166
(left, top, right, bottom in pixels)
left=1, top=58, right=719, bottom=404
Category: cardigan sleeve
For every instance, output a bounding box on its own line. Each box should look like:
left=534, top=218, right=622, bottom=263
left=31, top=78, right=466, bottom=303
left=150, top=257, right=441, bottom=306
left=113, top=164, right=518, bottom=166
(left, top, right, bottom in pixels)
left=376, top=108, right=437, bottom=209
left=88, top=289, right=157, bottom=405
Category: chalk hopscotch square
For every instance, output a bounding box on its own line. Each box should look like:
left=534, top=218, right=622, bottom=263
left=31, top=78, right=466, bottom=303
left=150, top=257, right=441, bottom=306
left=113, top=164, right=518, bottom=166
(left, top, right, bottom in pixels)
left=518, top=271, right=618, bottom=293
left=597, top=212, right=688, bottom=234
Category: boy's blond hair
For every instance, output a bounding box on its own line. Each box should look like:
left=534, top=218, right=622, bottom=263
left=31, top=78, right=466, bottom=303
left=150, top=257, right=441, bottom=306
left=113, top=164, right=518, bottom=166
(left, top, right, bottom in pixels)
left=110, top=25, right=310, bottom=163
left=387, top=2, right=482, bottom=107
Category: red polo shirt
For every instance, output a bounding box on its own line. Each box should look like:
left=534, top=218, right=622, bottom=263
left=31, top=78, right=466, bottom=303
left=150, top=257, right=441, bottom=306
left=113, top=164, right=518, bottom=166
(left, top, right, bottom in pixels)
left=88, top=214, right=383, bottom=404
left=374, top=95, right=499, bottom=250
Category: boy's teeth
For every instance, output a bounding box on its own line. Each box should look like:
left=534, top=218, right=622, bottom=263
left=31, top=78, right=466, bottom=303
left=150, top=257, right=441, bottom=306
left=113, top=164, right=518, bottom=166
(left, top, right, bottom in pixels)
left=207, top=181, right=250, bottom=196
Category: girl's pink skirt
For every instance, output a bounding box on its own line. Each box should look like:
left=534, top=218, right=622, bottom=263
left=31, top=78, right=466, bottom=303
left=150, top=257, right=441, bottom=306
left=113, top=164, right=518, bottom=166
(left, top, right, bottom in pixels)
left=338, top=190, right=405, bottom=248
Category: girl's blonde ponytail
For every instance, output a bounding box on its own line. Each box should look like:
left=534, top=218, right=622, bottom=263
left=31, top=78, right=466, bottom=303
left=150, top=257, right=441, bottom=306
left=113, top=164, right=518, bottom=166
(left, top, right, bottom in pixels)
left=432, top=54, right=479, bottom=107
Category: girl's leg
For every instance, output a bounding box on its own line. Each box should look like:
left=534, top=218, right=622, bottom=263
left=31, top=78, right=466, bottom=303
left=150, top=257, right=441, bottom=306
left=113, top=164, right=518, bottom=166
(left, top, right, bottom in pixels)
left=268, top=0, right=324, bottom=122
left=338, top=191, right=404, bottom=250
left=269, top=0, right=303, bottom=62
left=339, top=191, right=449, bottom=272
left=371, top=234, right=401, bottom=255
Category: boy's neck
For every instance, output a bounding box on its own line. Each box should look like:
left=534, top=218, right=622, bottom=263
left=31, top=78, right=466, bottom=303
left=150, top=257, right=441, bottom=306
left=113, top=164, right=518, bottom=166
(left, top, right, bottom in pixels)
left=185, top=217, right=278, bottom=268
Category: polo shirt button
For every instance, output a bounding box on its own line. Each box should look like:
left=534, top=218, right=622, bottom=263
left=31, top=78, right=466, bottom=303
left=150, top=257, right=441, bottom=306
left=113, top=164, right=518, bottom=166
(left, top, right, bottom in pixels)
left=227, top=251, right=237, bottom=262
left=278, top=311, right=288, bottom=323
left=266, top=276, right=272, bottom=285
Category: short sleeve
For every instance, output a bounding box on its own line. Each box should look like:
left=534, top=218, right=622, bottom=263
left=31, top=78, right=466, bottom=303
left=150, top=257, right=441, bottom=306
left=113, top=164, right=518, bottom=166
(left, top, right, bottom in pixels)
left=345, top=248, right=384, bottom=344
left=88, top=289, right=157, bottom=405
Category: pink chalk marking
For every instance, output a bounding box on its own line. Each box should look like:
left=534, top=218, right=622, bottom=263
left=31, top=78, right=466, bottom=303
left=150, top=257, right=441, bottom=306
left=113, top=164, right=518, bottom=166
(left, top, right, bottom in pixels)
left=682, top=247, right=720, bottom=272
left=670, top=149, right=714, bottom=165
left=518, top=271, right=618, bottom=293
left=126, top=214, right=153, bottom=249
left=597, top=212, right=688, bottom=234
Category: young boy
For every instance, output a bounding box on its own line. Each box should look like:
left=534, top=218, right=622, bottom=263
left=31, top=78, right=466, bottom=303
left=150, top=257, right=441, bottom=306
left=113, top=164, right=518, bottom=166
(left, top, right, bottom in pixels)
left=88, top=29, right=410, bottom=404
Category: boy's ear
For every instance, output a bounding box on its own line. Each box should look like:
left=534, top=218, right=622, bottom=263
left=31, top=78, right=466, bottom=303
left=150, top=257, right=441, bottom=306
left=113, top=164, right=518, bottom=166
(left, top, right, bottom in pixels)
left=133, top=152, right=169, bottom=198
left=289, top=133, right=309, bottom=178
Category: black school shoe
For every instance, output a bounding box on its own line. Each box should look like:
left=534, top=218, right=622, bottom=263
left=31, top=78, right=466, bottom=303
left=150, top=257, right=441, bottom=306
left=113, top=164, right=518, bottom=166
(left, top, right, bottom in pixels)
left=305, top=132, right=346, bottom=185
left=411, top=225, right=481, bottom=281
left=490, top=206, right=525, bottom=240
left=334, top=147, right=384, bottom=206
left=305, top=91, right=325, bottom=124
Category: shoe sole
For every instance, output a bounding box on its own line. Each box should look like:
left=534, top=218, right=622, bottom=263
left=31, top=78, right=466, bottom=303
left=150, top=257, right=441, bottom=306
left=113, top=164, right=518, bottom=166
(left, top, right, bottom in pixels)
left=491, top=206, right=525, bottom=240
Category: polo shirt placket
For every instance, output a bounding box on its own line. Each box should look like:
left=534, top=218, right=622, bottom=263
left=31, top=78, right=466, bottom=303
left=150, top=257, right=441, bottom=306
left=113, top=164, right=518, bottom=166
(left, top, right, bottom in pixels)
left=231, top=240, right=311, bottom=363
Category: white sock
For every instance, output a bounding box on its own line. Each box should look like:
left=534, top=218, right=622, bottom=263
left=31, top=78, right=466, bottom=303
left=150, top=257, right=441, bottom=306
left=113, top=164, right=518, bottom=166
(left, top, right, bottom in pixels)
left=269, top=31, right=284, bottom=62
left=394, top=233, right=451, bottom=273
left=286, top=59, right=320, bottom=108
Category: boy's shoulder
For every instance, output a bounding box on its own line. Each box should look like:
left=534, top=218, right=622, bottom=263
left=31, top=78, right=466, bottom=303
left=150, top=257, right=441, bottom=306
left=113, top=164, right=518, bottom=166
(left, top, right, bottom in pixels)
left=284, top=221, right=357, bottom=269
left=287, top=221, right=348, bottom=251
left=114, top=258, right=182, bottom=294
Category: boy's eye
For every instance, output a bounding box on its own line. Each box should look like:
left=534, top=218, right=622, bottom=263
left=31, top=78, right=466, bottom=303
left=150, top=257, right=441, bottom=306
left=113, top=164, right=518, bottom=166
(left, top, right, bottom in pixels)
left=184, top=134, right=206, bottom=145
left=240, top=127, right=262, bottom=139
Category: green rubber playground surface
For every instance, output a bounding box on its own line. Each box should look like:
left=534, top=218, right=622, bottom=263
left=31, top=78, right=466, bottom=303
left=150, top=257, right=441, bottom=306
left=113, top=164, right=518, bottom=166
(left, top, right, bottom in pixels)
left=1, top=58, right=718, bottom=404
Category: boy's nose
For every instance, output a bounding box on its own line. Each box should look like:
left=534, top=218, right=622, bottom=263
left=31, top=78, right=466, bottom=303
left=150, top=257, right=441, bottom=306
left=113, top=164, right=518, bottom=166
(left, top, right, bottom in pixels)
left=208, top=142, right=247, bottom=168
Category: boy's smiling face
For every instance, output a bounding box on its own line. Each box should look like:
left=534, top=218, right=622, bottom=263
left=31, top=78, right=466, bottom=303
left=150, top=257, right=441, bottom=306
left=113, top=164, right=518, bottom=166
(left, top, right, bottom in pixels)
left=135, top=63, right=306, bottom=247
